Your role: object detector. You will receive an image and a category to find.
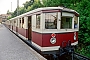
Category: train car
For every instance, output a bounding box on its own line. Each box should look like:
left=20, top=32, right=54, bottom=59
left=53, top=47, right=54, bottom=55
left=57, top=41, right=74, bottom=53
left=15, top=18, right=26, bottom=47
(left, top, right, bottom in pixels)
left=4, top=7, right=79, bottom=56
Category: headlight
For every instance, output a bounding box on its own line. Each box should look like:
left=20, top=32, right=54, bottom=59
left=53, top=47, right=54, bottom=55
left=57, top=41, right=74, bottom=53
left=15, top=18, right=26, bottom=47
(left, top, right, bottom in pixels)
left=50, top=38, right=56, bottom=44
left=74, top=36, right=76, bottom=40
left=74, top=32, right=76, bottom=40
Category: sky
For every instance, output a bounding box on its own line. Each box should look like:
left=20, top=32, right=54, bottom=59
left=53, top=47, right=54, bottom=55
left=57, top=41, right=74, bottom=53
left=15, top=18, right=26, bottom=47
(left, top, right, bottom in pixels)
left=0, top=0, right=30, bottom=14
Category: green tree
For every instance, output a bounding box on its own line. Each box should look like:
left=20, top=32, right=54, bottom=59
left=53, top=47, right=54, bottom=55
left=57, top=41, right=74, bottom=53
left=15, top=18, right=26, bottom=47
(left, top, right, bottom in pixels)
left=30, top=0, right=43, bottom=10
left=23, top=0, right=34, bottom=9
left=19, top=7, right=26, bottom=15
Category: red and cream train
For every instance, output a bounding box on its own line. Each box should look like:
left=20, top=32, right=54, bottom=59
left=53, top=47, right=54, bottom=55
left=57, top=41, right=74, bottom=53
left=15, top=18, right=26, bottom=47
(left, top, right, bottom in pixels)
left=4, top=7, right=79, bottom=55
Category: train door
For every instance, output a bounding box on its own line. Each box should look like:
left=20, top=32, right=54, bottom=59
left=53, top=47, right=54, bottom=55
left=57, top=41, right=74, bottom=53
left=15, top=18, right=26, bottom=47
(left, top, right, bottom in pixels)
left=28, top=16, right=32, bottom=40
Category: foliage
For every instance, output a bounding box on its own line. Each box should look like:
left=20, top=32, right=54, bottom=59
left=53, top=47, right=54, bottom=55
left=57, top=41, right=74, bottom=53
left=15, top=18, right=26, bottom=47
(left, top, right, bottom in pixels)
left=42, top=0, right=61, bottom=7
left=76, top=45, right=90, bottom=58
left=77, top=0, right=90, bottom=45
left=7, top=10, right=13, bottom=20
left=7, top=10, right=12, bottom=15
left=29, top=0, right=43, bottom=10
left=7, top=16, right=12, bottom=20
left=19, top=7, right=27, bottom=15
left=23, top=0, right=34, bottom=9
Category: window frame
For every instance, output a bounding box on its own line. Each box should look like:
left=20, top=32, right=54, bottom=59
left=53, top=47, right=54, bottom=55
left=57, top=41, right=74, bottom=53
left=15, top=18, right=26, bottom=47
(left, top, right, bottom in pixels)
left=44, top=12, right=58, bottom=29
left=60, top=16, right=73, bottom=29
left=74, top=16, right=78, bottom=29
left=36, top=14, right=41, bottom=29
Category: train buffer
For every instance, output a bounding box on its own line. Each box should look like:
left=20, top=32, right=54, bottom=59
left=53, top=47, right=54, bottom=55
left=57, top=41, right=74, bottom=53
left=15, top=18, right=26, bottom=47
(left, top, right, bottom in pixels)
left=0, top=24, right=47, bottom=60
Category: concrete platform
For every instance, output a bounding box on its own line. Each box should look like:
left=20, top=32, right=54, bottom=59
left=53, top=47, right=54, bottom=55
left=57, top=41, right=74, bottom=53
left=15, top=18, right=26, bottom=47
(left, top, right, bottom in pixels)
left=0, top=24, right=47, bottom=60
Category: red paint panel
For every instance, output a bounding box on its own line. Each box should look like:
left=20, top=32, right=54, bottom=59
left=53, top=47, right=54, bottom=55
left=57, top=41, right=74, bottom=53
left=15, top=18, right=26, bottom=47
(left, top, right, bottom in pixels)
left=26, top=29, right=28, bottom=38
left=12, top=26, right=13, bottom=30
left=16, top=27, right=18, bottom=32
left=13, top=26, right=17, bottom=31
left=7, top=25, right=10, bottom=28
left=10, top=25, right=12, bottom=29
left=18, top=28, right=28, bottom=38
left=32, top=32, right=42, bottom=46
left=8, top=25, right=10, bottom=29
left=76, top=32, right=78, bottom=42
left=31, top=32, right=78, bottom=47
left=42, top=32, right=78, bottom=47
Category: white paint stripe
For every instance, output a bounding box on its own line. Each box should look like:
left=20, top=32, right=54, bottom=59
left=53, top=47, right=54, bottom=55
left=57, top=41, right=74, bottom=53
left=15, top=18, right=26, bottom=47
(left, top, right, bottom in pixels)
left=32, top=41, right=78, bottom=51
left=42, top=46, right=60, bottom=51
left=32, top=29, right=79, bottom=33
left=18, top=33, right=28, bottom=40
left=13, top=30, right=16, bottom=33
left=71, top=41, right=78, bottom=45
left=12, top=30, right=27, bottom=40
left=32, top=42, right=60, bottom=51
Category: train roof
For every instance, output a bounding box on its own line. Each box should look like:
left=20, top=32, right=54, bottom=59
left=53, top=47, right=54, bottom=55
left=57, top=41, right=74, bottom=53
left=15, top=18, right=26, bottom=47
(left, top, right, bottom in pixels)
left=9, top=7, right=79, bottom=20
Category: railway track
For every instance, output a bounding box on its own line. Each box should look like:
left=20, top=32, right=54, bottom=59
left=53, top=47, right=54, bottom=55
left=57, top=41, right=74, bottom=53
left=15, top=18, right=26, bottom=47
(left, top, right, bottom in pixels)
left=44, top=52, right=90, bottom=60
left=74, top=52, right=90, bottom=60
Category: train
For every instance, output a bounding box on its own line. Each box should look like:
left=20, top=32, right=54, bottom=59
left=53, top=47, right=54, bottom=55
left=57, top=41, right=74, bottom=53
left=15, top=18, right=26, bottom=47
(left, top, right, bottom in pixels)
left=4, top=7, right=79, bottom=57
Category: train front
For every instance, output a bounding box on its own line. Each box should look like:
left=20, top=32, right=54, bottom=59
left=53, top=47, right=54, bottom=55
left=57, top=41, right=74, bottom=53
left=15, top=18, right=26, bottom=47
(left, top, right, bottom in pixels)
left=32, top=7, right=79, bottom=55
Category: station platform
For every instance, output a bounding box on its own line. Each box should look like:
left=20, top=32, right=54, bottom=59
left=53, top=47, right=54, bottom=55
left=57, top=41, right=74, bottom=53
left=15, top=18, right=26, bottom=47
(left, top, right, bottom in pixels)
left=0, top=24, right=47, bottom=60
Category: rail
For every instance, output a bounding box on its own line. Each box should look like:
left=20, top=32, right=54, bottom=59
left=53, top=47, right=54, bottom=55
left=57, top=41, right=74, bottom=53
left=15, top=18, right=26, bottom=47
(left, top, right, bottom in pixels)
left=74, top=52, right=90, bottom=60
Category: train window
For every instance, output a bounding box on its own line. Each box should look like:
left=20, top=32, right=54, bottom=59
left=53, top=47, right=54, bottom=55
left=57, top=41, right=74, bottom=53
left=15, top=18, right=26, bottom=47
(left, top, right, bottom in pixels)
left=14, top=20, right=16, bottom=23
left=14, top=20, right=16, bottom=26
left=61, top=17, right=72, bottom=29
left=19, top=18, right=21, bottom=23
left=22, top=17, right=24, bottom=28
left=19, top=18, right=21, bottom=28
left=22, top=18, right=24, bottom=23
left=74, top=16, right=78, bottom=28
left=36, top=14, right=40, bottom=29
left=45, top=12, right=57, bottom=29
